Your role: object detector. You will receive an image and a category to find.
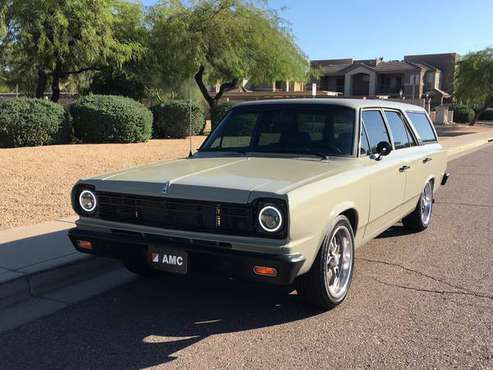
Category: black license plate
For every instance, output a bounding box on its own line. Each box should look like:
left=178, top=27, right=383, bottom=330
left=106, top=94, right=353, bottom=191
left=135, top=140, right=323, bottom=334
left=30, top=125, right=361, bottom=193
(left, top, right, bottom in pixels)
left=148, top=246, right=188, bottom=274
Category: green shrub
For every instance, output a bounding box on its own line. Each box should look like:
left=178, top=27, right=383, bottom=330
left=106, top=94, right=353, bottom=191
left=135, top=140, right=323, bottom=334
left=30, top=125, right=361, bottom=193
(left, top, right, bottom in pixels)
left=151, top=100, right=205, bottom=139
left=452, top=104, right=475, bottom=123
left=478, top=109, right=493, bottom=121
left=70, top=95, right=152, bottom=143
left=0, top=98, right=69, bottom=148
left=87, top=68, right=146, bottom=101
left=211, top=102, right=235, bottom=128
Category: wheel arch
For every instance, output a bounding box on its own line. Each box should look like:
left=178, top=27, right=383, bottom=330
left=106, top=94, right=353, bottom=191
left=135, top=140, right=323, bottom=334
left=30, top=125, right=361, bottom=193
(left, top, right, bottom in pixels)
left=319, top=202, right=359, bottom=253
left=299, top=203, right=359, bottom=277
left=424, top=175, right=435, bottom=190
left=340, top=208, right=358, bottom=236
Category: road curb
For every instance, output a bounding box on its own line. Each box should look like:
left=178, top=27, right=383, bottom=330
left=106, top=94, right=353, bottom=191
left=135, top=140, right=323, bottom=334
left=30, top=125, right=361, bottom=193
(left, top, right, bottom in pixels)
left=446, top=137, right=493, bottom=161
left=0, top=255, right=121, bottom=309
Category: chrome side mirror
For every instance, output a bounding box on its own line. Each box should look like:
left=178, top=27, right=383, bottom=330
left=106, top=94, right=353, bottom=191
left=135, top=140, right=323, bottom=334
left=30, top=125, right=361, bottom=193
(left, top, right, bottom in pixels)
left=375, top=141, right=392, bottom=160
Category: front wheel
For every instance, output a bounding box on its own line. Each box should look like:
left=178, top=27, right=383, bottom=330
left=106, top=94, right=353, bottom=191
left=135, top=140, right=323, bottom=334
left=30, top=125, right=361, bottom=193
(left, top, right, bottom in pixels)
left=402, top=181, right=433, bottom=232
left=297, top=215, right=355, bottom=309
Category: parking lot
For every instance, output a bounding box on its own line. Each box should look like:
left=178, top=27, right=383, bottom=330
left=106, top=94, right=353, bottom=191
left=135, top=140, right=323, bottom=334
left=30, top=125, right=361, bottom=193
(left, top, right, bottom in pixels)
left=0, top=145, right=492, bottom=369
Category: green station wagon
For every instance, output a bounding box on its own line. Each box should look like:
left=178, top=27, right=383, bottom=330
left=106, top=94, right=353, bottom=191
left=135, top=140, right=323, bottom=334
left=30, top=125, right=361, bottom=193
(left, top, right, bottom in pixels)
left=69, top=99, right=449, bottom=309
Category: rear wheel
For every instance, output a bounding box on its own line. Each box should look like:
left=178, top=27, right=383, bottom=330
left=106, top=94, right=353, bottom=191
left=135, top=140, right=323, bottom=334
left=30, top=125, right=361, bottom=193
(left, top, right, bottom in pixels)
left=297, top=215, right=355, bottom=309
left=403, top=181, right=433, bottom=232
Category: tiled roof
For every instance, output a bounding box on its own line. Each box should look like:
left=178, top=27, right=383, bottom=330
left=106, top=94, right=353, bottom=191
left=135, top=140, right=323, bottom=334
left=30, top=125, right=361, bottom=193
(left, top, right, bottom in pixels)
left=315, top=59, right=443, bottom=76
left=374, top=61, right=421, bottom=72
left=311, top=58, right=353, bottom=67
left=319, top=63, right=353, bottom=74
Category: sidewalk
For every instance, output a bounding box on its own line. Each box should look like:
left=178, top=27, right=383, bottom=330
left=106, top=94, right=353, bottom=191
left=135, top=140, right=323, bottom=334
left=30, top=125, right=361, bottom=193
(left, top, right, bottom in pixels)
left=1, top=127, right=492, bottom=310
left=436, top=124, right=493, bottom=160
left=0, top=217, right=120, bottom=309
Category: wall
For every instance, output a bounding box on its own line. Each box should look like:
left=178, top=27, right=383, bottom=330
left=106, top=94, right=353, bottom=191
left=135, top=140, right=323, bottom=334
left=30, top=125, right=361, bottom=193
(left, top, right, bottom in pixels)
left=404, top=53, right=457, bottom=94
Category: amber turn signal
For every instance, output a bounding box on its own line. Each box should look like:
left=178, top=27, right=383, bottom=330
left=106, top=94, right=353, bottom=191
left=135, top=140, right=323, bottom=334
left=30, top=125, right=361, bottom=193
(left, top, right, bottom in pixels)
left=253, top=266, right=278, bottom=277
left=76, top=240, right=93, bottom=250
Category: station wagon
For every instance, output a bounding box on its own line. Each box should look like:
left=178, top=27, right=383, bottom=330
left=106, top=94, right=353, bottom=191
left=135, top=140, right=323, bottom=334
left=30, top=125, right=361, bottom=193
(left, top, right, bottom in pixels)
left=69, top=99, right=449, bottom=309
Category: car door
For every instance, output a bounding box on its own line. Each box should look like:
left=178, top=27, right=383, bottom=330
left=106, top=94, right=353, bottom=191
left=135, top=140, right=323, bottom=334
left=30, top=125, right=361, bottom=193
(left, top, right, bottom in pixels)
left=382, top=109, right=424, bottom=203
left=360, top=109, right=407, bottom=239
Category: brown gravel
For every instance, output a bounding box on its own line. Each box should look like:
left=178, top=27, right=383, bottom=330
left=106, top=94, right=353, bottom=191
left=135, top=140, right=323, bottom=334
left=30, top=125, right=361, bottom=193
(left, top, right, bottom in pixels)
left=0, top=137, right=206, bottom=231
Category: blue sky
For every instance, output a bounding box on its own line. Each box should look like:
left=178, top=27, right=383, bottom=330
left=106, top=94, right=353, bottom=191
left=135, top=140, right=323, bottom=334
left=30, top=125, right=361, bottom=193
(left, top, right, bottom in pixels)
left=142, top=0, right=493, bottom=60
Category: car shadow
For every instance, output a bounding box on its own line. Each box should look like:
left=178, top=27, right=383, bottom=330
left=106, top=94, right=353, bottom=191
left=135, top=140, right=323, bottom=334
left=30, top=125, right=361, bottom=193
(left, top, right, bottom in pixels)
left=1, top=272, right=325, bottom=369
left=376, top=224, right=415, bottom=238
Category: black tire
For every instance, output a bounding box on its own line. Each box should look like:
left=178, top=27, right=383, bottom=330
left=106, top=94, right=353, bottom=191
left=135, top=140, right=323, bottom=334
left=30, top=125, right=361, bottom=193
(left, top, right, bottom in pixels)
left=297, top=215, right=355, bottom=310
left=123, top=255, right=159, bottom=277
left=402, top=181, right=433, bottom=232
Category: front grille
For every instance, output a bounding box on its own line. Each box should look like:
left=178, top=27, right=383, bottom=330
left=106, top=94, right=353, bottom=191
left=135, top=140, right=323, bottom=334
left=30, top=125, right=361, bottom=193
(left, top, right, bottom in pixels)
left=97, top=192, right=254, bottom=236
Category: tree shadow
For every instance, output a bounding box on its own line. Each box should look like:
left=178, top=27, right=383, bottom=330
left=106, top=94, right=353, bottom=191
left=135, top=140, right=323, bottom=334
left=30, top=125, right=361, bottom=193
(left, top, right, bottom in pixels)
left=0, top=272, right=325, bottom=369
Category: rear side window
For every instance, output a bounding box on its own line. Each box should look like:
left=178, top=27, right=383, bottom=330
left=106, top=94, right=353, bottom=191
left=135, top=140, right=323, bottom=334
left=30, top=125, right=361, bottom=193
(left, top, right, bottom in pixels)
left=362, top=110, right=391, bottom=154
left=407, top=112, right=437, bottom=143
left=384, top=110, right=414, bottom=149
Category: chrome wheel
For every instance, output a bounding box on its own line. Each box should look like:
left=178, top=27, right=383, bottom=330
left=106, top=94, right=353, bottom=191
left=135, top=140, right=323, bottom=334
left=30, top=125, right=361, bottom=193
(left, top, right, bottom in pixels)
left=420, top=182, right=433, bottom=225
left=324, top=225, right=353, bottom=299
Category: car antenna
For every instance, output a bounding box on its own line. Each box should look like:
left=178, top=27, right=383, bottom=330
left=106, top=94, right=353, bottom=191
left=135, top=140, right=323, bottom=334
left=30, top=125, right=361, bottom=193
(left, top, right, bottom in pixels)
left=188, top=86, right=193, bottom=158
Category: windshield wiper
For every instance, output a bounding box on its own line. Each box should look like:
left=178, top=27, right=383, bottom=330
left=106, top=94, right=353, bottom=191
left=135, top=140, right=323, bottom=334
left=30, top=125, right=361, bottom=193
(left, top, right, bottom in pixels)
left=197, top=149, right=247, bottom=155
left=247, top=151, right=330, bottom=160
left=311, top=153, right=330, bottom=160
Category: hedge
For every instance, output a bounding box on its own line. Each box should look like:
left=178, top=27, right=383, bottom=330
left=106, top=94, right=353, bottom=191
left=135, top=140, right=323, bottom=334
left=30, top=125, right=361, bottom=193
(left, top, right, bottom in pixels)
left=151, top=100, right=205, bottom=139
left=479, top=109, right=493, bottom=121
left=452, top=105, right=475, bottom=123
left=211, top=102, right=235, bottom=128
left=0, top=99, right=69, bottom=148
left=70, top=95, right=152, bottom=143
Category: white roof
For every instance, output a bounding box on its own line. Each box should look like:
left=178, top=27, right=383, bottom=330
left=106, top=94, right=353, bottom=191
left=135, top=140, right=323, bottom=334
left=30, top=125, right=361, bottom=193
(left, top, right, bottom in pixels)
left=236, top=98, right=426, bottom=112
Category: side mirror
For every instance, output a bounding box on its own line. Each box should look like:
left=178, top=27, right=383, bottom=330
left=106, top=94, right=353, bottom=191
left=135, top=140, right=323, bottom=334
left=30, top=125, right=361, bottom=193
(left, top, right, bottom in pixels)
left=375, top=141, right=392, bottom=160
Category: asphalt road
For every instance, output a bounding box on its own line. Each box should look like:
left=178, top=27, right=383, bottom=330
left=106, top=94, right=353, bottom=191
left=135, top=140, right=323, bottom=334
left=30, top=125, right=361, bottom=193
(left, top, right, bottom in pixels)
left=1, top=146, right=492, bottom=369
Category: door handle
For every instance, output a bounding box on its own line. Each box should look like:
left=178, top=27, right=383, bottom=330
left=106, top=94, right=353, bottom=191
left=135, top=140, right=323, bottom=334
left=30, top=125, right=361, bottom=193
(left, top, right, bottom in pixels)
left=423, top=157, right=432, bottom=164
left=399, top=165, right=411, bottom=172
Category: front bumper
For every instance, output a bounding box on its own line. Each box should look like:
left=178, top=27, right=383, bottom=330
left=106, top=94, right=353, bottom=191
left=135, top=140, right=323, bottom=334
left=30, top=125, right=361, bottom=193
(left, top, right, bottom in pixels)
left=68, top=228, right=305, bottom=285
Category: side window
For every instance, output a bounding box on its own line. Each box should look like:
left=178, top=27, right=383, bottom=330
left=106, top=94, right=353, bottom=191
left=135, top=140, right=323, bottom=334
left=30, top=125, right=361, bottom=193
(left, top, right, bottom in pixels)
left=359, top=123, right=371, bottom=155
left=406, top=112, right=437, bottom=143
left=384, top=110, right=414, bottom=149
left=362, top=110, right=391, bottom=154
left=210, top=112, right=257, bottom=149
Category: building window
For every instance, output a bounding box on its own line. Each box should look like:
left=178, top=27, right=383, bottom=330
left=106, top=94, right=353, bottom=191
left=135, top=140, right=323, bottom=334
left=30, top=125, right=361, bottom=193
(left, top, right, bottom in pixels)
left=319, top=76, right=329, bottom=91
left=336, top=77, right=345, bottom=93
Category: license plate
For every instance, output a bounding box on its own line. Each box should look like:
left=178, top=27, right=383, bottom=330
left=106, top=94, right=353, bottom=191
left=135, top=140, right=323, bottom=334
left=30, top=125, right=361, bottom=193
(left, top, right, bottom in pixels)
left=148, top=246, right=188, bottom=274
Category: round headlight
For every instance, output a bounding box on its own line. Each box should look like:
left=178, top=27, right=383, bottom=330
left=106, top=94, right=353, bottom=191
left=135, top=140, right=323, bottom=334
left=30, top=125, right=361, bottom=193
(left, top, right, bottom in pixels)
left=79, top=190, right=97, bottom=213
left=258, top=205, right=283, bottom=232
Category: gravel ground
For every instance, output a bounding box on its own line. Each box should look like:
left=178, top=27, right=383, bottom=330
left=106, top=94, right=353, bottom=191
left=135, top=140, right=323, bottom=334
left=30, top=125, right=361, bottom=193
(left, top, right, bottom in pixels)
left=0, top=137, right=205, bottom=231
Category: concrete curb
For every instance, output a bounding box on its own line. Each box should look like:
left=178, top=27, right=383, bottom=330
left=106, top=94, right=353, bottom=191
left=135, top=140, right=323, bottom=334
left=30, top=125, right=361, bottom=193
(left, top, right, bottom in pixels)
left=0, top=255, right=121, bottom=309
left=445, top=137, right=493, bottom=161
left=0, top=134, right=491, bottom=311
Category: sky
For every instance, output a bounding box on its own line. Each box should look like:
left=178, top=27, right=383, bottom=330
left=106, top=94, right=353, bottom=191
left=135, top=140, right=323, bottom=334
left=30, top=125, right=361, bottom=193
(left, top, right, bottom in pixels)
left=142, top=0, right=493, bottom=60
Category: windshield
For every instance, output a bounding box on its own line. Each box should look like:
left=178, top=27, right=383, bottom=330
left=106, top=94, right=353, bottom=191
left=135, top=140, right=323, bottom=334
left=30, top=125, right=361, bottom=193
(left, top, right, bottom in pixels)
left=200, top=104, right=356, bottom=157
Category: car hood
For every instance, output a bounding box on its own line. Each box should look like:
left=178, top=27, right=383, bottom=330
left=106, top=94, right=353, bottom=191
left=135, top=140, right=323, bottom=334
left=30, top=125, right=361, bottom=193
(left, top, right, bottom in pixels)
left=86, top=156, right=354, bottom=203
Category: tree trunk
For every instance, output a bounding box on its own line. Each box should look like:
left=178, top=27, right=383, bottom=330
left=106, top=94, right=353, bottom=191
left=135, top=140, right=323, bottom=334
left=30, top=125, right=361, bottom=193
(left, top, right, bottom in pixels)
left=35, top=70, right=47, bottom=98
left=470, top=99, right=492, bottom=125
left=50, top=63, right=61, bottom=102
left=194, top=65, right=238, bottom=130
